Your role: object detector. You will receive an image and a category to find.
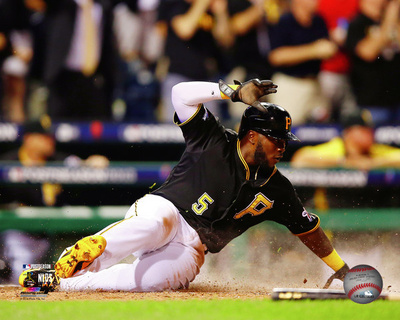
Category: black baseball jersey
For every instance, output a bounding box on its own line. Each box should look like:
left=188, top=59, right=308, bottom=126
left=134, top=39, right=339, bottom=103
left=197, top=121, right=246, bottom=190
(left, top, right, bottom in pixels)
left=153, top=106, right=319, bottom=253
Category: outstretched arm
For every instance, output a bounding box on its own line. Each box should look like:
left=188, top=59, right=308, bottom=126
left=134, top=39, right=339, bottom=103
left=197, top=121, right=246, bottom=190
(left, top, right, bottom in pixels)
left=172, top=79, right=277, bottom=122
left=298, top=226, right=336, bottom=260
left=298, top=226, right=349, bottom=288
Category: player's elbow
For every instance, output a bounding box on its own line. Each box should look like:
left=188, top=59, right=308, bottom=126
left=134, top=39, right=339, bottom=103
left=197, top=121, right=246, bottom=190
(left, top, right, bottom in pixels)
left=171, top=83, right=183, bottom=104
left=171, top=82, right=193, bottom=108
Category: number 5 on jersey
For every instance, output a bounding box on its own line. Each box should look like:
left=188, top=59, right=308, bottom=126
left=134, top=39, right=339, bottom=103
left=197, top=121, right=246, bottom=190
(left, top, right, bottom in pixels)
left=192, top=192, right=214, bottom=215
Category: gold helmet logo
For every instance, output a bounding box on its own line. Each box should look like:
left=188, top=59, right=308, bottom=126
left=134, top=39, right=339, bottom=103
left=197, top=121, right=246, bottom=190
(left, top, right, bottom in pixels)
left=285, top=117, right=291, bottom=130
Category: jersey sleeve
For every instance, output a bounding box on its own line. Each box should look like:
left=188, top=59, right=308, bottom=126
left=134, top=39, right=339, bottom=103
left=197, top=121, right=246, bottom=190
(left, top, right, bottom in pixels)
left=285, top=205, right=320, bottom=236
left=174, top=105, right=229, bottom=152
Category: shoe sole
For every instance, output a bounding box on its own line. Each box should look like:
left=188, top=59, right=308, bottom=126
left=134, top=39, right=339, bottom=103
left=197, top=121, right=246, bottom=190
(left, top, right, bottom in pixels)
left=54, top=235, right=107, bottom=278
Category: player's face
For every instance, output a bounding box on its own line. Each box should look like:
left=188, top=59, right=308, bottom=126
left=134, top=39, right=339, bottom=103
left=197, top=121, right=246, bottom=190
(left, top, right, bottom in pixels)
left=254, top=134, right=286, bottom=168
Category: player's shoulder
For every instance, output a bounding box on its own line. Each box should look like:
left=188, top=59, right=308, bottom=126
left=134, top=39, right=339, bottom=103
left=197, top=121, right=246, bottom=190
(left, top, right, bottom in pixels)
left=257, top=166, right=293, bottom=188
left=259, top=168, right=298, bottom=202
left=224, top=128, right=238, bottom=141
left=178, top=106, right=238, bottom=147
left=273, top=167, right=297, bottom=191
left=274, top=167, right=291, bottom=183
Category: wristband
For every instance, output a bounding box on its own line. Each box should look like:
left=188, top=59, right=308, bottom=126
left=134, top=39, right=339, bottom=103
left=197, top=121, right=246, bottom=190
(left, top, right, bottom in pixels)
left=219, top=81, right=239, bottom=99
left=321, top=249, right=345, bottom=272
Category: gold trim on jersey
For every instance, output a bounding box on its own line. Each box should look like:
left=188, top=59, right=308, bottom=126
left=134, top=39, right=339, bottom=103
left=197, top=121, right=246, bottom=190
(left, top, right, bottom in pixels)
left=98, top=216, right=134, bottom=236
left=98, top=199, right=140, bottom=235
left=237, top=140, right=250, bottom=180
left=260, top=166, right=278, bottom=187
left=292, top=216, right=321, bottom=237
left=175, top=104, right=203, bottom=127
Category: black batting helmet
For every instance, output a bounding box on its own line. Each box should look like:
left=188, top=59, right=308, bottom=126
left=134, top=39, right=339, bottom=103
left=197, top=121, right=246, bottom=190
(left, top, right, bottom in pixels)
left=238, top=103, right=300, bottom=141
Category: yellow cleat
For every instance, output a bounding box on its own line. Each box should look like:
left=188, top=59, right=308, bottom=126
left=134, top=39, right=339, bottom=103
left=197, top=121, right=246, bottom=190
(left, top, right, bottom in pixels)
left=54, top=235, right=107, bottom=278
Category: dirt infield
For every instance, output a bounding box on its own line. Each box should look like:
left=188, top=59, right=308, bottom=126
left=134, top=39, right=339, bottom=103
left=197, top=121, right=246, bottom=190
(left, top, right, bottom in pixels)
left=1, top=230, right=399, bottom=301
left=0, top=283, right=273, bottom=301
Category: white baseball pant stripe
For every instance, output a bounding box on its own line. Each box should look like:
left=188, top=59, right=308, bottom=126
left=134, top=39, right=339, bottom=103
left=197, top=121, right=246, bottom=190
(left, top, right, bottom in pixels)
left=59, top=195, right=205, bottom=292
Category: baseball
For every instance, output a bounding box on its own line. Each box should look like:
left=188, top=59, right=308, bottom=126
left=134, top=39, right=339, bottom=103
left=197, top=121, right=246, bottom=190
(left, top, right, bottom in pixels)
left=343, top=264, right=383, bottom=304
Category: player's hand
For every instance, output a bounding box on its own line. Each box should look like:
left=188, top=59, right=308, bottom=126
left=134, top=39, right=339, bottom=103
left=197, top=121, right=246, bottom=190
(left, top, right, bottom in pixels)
left=219, top=78, right=277, bottom=111
left=323, top=263, right=350, bottom=289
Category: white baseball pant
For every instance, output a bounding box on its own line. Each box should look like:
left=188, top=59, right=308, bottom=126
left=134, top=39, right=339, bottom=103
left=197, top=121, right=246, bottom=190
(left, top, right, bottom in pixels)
left=59, top=194, right=205, bottom=292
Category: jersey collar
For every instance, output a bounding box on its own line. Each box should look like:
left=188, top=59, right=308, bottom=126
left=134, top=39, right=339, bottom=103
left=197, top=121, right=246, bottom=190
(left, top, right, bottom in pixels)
left=259, top=166, right=277, bottom=187
left=236, top=139, right=278, bottom=185
left=237, top=139, right=250, bottom=180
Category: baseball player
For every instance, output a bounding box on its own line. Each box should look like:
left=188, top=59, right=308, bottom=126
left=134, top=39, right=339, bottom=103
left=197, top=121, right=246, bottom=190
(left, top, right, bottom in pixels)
left=19, top=79, right=349, bottom=291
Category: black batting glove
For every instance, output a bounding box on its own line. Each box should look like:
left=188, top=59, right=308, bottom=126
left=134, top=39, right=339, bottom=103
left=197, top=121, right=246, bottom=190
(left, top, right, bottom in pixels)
left=219, top=78, right=277, bottom=111
left=323, top=263, right=350, bottom=289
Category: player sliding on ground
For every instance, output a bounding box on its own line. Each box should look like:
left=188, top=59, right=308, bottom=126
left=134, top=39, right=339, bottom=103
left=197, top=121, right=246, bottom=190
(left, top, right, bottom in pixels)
left=20, top=79, right=349, bottom=291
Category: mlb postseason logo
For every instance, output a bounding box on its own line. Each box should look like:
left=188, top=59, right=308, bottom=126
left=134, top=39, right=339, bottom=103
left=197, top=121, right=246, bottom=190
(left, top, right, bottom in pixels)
left=20, top=264, right=54, bottom=300
left=23, top=264, right=53, bottom=270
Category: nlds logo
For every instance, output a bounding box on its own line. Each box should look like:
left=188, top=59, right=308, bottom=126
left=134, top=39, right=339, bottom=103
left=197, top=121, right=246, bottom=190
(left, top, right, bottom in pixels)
left=38, top=272, right=54, bottom=285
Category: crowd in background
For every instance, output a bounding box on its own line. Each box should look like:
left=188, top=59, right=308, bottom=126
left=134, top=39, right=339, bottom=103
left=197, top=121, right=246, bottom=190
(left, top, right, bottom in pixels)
left=0, top=0, right=399, bottom=127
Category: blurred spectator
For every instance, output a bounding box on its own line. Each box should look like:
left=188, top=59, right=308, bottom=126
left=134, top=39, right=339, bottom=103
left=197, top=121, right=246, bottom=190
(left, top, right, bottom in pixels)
left=227, top=0, right=276, bottom=81
left=0, top=31, right=12, bottom=120
left=23, top=0, right=50, bottom=120
left=0, top=116, right=66, bottom=206
left=0, top=0, right=15, bottom=78
left=291, top=109, right=400, bottom=170
left=317, top=0, right=359, bottom=122
left=267, top=0, right=338, bottom=124
left=226, top=0, right=283, bottom=124
left=113, top=0, right=163, bottom=122
left=0, top=0, right=35, bottom=123
left=39, top=0, right=138, bottom=122
left=2, top=30, right=33, bottom=123
left=345, top=0, right=400, bottom=125
left=0, top=115, right=109, bottom=284
left=156, top=0, right=233, bottom=122
left=0, top=115, right=109, bottom=207
left=114, top=0, right=163, bottom=65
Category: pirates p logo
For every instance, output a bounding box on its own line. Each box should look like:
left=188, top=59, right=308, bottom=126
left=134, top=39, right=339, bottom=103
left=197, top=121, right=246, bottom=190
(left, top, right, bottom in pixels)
left=285, top=117, right=291, bottom=130
left=234, top=192, right=274, bottom=219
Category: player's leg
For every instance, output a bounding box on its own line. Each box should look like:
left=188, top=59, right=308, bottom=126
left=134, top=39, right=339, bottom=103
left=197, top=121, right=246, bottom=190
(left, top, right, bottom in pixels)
left=55, top=195, right=180, bottom=277
left=59, top=215, right=205, bottom=291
